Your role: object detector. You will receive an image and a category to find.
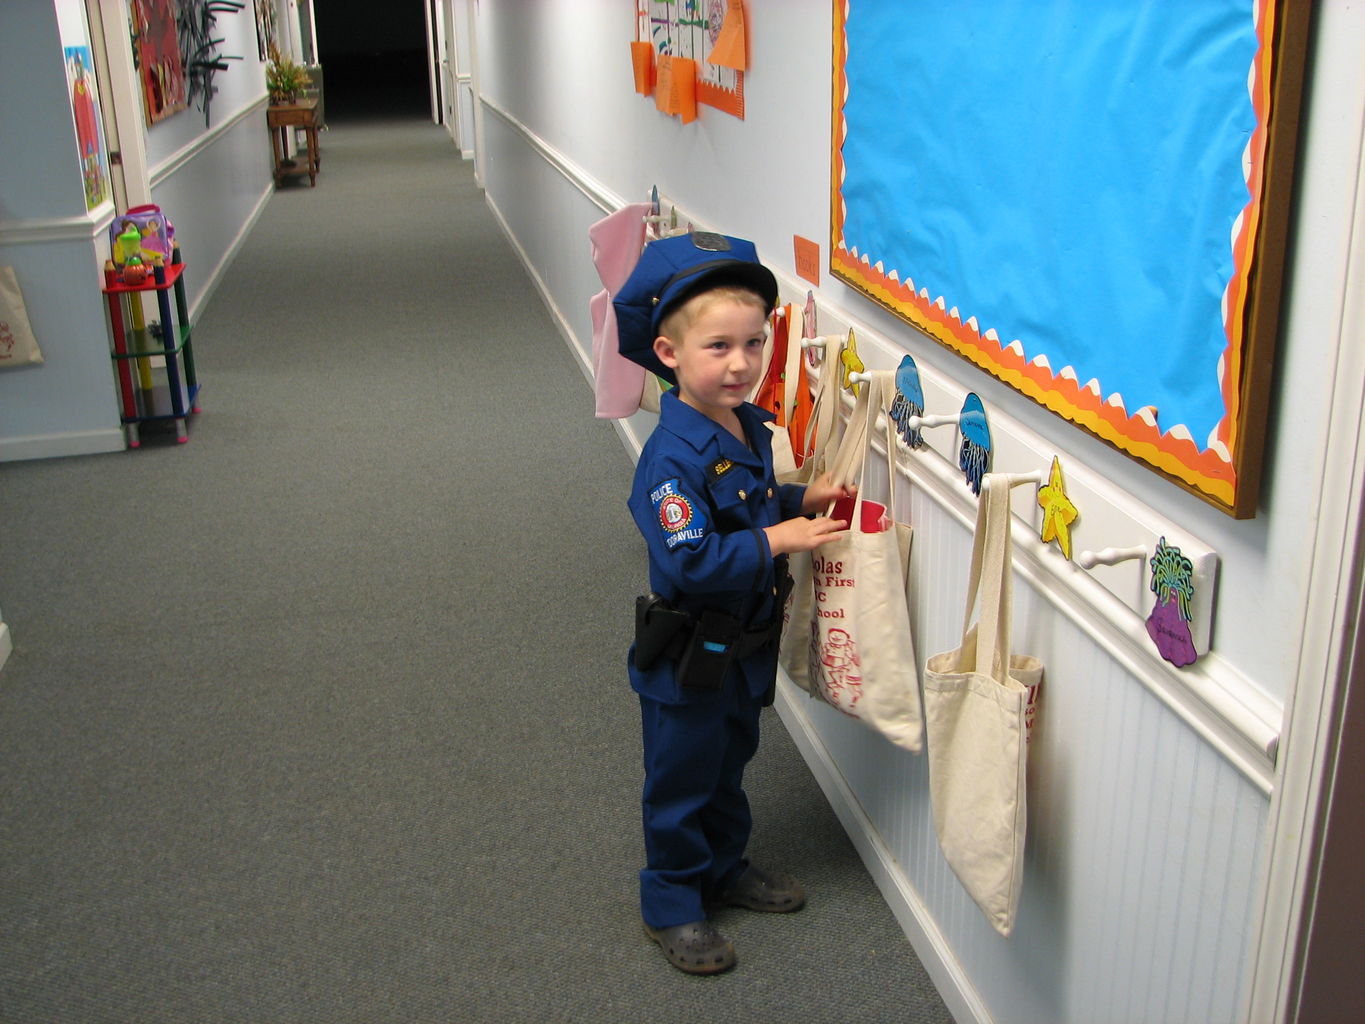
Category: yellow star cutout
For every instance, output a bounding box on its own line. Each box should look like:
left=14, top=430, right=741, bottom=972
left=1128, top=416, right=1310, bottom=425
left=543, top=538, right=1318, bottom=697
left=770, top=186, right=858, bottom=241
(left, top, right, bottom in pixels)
left=840, top=328, right=864, bottom=395
left=1037, top=455, right=1079, bottom=559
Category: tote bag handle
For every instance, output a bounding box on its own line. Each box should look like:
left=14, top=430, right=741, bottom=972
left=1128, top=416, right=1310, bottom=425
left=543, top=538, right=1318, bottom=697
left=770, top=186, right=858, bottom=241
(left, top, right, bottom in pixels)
left=959, top=475, right=1014, bottom=681
left=826, top=372, right=901, bottom=527
left=778, top=305, right=804, bottom=423
left=798, top=334, right=844, bottom=478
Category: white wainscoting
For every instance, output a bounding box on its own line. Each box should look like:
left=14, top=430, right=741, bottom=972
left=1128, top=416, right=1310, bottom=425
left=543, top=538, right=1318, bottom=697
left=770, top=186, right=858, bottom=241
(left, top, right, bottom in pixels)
left=148, top=96, right=275, bottom=320
left=477, top=99, right=1274, bottom=1024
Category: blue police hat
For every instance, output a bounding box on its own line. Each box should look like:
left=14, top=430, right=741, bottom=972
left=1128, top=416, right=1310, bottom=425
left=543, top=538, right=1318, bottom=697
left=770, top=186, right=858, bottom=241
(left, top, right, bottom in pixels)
left=614, top=231, right=779, bottom=384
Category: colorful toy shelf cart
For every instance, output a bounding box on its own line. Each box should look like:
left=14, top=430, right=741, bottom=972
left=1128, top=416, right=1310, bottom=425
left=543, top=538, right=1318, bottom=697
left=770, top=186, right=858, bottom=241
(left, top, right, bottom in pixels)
left=101, top=250, right=199, bottom=446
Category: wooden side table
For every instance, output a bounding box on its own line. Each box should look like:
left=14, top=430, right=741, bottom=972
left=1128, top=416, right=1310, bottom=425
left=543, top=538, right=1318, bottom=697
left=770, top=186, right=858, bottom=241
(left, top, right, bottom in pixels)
left=267, top=98, right=320, bottom=187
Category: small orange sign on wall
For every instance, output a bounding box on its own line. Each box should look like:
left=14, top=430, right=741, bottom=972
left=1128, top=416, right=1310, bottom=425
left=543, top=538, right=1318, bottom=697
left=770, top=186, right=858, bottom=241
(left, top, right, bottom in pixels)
left=794, top=235, right=820, bottom=286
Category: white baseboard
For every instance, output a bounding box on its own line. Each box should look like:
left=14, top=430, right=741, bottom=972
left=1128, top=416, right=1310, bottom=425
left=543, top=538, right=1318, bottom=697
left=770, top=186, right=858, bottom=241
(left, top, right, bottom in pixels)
left=774, top=678, right=992, bottom=1024
left=0, top=428, right=126, bottom=462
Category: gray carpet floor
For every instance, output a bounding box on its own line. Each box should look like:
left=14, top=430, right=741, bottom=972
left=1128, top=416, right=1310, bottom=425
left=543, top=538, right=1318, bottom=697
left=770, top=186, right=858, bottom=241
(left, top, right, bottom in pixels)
left=0, top=109, right=955, bottom=1023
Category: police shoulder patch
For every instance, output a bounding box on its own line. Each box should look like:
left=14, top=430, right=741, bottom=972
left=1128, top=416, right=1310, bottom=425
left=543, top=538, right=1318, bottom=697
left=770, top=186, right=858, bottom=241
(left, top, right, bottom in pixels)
left=649, top=478, right=709, bottom=550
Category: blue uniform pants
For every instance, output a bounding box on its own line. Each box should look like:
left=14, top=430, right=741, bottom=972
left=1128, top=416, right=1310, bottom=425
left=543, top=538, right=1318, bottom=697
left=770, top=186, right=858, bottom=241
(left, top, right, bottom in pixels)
left=638, top=680, right=763, bottom=929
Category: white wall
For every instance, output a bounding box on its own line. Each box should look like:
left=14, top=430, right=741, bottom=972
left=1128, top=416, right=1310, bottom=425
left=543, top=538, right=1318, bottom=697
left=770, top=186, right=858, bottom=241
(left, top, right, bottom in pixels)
left=0, top=1, right=124, bottom=460
left=142, top=4, right=274, bottom=316
left=0, top=0, right=273, bottom=462
left=468, top=2, right=1365, bottom=1021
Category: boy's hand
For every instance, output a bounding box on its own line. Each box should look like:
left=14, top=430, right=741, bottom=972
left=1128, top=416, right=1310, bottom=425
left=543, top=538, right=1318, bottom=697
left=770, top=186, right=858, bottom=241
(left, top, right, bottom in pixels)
left=764, top=515, right=848, bottom=556
left=801, top=472, right=856, bottom=515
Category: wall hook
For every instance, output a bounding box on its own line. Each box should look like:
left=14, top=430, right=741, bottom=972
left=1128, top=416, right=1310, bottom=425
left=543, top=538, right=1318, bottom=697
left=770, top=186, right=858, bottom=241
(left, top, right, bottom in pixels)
left=801, top=333, right=845, bottom=351
left=1078, top=545, right=1147, bottom=570
left=901, top=411, right=961, bottom=431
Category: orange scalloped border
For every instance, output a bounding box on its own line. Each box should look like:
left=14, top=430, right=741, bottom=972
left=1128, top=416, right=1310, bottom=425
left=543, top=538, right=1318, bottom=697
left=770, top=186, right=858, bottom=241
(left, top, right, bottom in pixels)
left=698, top=71, right=744, bottom=118
left=830, top=0, right=1279, bottom=511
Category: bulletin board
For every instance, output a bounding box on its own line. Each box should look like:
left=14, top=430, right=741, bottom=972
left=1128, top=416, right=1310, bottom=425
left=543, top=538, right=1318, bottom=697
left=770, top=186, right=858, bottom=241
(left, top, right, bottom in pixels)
left=831, top=1, right=1312, bottom=518
left=640, top=0, right=745, bottom=118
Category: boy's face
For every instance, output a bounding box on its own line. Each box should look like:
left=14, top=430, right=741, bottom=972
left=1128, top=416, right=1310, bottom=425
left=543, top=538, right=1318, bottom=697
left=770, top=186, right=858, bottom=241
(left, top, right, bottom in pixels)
left=653, top=297, right=767, bottom=424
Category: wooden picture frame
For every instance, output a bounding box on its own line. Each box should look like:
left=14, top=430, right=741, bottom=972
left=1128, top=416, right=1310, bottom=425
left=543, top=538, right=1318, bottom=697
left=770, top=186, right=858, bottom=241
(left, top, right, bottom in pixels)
left=831, top=0, right=1312, bottom=517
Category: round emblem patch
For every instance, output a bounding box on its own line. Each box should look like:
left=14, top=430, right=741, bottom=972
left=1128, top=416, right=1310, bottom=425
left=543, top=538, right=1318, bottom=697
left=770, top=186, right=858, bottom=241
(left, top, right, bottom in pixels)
left=658, top=493, right=694, bottom=533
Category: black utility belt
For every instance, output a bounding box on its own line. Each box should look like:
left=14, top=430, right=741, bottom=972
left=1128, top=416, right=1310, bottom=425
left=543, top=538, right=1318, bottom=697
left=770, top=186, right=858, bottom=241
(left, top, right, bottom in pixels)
left=633, top=593, right=779, bottom=691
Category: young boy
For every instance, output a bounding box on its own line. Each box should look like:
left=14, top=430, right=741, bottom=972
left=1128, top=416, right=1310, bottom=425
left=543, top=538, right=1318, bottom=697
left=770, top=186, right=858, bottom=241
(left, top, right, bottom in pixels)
left=613, top=232, right=852, bottom=974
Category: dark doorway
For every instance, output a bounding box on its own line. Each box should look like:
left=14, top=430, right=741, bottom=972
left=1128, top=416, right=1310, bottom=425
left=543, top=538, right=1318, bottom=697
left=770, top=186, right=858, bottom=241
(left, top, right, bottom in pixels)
left=315, top=0, right=430, bottom=121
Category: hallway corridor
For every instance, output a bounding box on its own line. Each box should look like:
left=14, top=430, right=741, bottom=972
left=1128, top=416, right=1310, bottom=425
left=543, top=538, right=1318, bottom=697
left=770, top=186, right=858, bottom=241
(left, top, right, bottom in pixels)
left=0, top=113, right=952, bottom=1023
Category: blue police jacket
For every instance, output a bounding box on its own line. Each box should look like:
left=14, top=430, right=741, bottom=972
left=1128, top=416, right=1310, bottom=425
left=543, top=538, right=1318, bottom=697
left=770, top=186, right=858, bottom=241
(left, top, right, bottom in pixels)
left=628, top=389, right=807, bottom=704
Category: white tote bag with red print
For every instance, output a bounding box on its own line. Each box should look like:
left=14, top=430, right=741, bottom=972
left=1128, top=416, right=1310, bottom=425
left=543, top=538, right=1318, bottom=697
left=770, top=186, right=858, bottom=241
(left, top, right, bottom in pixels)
left=807, top=373, right=921, bottom=753
left=0, top=266, right=44, bottom=369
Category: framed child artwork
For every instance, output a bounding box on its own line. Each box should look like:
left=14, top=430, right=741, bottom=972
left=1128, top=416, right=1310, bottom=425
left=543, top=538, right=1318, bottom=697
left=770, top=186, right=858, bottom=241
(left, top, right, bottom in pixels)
left=131, top=0, right=187, bottom=124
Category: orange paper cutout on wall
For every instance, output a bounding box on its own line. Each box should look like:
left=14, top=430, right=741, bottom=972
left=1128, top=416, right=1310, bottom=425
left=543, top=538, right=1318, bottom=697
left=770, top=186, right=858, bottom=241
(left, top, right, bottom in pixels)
left=630, top=41, right=655, bottom=95
left=708, top=0, right=747, bottom=71
left=668, top=56, right=698, bottom=123
left=655, top=55, right=675, bottom=114
left=793, top=235, right=820, bottom=286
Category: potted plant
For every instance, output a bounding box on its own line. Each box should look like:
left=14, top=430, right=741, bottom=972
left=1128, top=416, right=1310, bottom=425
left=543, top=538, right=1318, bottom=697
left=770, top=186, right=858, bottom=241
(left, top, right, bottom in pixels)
left=266, top=47, right=311, bottom=105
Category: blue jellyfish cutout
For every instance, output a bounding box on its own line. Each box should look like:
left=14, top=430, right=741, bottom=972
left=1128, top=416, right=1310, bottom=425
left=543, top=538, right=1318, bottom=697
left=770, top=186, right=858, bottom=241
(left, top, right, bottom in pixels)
left=958, top=393, right=991, bottom=495
left=888, top=355, right=926, bottom=449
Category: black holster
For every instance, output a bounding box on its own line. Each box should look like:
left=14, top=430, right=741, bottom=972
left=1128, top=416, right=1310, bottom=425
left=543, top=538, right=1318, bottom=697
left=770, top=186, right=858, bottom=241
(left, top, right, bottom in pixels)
left=634, top=580, right=791, bottom=692
left=633, top=593, right=692, bottom=671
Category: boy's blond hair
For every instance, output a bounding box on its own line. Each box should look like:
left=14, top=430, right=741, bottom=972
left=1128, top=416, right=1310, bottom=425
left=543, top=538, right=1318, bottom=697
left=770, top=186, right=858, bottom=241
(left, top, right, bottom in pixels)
left=657, top=284, right=768, bottom=345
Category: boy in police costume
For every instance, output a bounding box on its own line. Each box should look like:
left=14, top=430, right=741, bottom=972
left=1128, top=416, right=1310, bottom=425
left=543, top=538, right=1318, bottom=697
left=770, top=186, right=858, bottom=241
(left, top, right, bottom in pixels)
left=614, top=231, right=853, bottom=974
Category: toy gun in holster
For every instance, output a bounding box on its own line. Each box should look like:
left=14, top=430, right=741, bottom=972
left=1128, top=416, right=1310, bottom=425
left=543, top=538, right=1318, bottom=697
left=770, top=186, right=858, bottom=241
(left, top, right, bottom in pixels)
left=634, top=572, right=793, bottom=692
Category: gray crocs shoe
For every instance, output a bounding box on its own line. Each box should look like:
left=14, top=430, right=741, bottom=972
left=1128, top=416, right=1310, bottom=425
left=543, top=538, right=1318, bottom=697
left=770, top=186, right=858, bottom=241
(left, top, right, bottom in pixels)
left=643, top=919, right=737, bottom=974
left=715, top=864, right=806, bottom=913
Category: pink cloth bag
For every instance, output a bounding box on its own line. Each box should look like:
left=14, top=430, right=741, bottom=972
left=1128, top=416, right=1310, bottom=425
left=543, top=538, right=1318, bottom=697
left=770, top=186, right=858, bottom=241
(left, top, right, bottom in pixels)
left=590, top=202, right=652, bottom=418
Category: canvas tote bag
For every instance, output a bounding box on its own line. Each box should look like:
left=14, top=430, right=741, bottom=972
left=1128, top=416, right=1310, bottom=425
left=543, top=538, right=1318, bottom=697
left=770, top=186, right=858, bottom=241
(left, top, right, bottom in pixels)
left=807, top=373, right=922, bottom=753
left=923, top=474, right=1043, bottom=937
left=0, top=266, right=44, bottom=369
left=779, top=335, right=846, bottom=693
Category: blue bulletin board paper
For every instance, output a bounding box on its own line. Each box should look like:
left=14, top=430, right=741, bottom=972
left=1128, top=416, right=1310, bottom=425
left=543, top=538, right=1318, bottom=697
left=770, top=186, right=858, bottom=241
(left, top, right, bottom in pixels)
left=839, top=0, right=1257, bottom=446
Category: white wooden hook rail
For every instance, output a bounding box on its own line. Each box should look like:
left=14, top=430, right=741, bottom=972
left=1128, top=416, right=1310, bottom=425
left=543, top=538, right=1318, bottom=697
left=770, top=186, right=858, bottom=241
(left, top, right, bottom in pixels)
left=649, top=188, right=1269, bottom=778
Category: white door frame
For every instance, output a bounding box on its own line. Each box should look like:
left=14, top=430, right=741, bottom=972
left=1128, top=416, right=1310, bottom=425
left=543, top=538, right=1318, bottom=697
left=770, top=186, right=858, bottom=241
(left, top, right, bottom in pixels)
left=1246, top=76, right=1365, bottom=1024
left=87, top=0, right=151, bottom=210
